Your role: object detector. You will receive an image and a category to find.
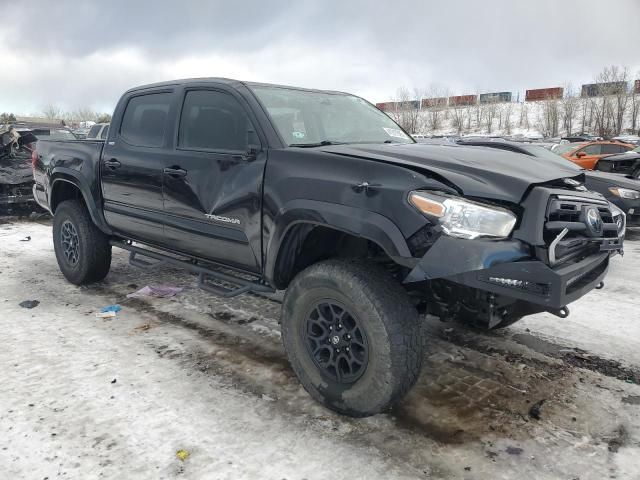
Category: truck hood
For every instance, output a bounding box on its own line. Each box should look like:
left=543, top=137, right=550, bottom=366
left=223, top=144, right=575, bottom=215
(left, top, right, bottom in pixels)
left=585, top=170, right=640, bottom=189
left=320, top=143, right=583, bottom=202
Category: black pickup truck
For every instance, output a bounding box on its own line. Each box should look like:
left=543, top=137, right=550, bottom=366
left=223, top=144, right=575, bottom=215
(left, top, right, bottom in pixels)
left=33, top=78, right=625, bottom=416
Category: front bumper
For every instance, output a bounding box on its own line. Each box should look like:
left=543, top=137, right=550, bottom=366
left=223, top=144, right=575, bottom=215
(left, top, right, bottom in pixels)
left=404, top=236, right=614, bottom=311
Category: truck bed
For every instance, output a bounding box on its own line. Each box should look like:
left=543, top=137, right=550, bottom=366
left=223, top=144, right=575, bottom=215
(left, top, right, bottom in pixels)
left=32, top=139, right=105, bottom=213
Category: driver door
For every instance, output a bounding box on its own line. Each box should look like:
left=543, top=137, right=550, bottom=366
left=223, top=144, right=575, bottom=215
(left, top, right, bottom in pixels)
left=161, top=87, right=265, bottom=273
left=571, top=144, right=601, bottom=169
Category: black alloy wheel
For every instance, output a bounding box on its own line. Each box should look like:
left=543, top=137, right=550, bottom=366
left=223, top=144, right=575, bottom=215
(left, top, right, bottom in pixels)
left=305, top=301, right=369, bottom=384
left=60, top=220, right=80, bottom=265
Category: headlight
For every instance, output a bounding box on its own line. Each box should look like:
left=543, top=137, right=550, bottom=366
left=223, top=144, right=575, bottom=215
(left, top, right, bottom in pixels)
left=409, top=191, right=517, bottom=239
left=609, top=187, right=640, bottom=199
left=610, top=203, right=626, bottom=236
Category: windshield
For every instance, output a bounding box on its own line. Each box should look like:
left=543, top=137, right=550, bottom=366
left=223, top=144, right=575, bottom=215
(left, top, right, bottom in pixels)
left=250, top=86, right=414, bottom=146
left=553, top=142, right=583, bottom=155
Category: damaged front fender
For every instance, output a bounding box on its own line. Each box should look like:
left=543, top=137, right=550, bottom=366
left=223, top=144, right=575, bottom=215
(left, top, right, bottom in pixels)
left=403, top=236, right=531, bottom=283
left=404, top=234, right=611, bottom=311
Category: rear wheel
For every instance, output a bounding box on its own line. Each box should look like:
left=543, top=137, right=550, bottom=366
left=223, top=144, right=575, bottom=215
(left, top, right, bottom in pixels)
left=280, top=260, right=423, bottom=417
left=53, top=199, right=112, bottom=285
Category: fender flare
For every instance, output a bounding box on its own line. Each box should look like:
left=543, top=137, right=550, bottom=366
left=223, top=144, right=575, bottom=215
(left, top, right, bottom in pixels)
left=265, top=199, right=412, bottom=286
left=50, top=169, right=112, bottom=235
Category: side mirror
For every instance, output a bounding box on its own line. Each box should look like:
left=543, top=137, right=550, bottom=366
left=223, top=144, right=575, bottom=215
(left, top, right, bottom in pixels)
left=575, top=151, right=587, bottom=158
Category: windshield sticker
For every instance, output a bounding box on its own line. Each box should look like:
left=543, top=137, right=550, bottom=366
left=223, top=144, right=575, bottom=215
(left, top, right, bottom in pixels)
left=292, top=131, right=305, bottom=139
left=383, top=127, right=409, bottom=139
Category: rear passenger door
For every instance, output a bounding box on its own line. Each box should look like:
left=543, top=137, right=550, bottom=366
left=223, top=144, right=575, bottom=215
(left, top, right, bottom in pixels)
left=161, top=87, right=266, bottom=272
left=101, top=90, right=176, bottom=244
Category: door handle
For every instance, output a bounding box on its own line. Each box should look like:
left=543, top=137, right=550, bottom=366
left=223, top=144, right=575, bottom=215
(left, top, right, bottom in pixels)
left=163, top=167, right=188, bottom=177
left=104, top=158, right=121, bottom=170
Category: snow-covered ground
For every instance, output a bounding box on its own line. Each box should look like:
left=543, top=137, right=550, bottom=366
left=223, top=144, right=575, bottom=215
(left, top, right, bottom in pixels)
left=1, top=219, right=640, bottom=480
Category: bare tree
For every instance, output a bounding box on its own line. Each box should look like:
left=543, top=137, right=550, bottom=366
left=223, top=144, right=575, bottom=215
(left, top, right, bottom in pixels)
left=449, top=104, right=468, bottom=134
left=42, top=104, right=63, bottom=120
left=0, top=112, right=17, bottom=124
left=501, top=102, right=514, bottom=135
left=518, top=102, right=530, bottom=130
left=96, top=113, right=112, bottom=124
left=560, top=83, right=579, bottom=136
left=66, top=108, right=98, bottom=123
left=630, top=88, right=640, bottom=135
left=387, top=87, right=421, bottom=134
left=483, top=100, right=499, bottom=133
left=538, top=94, right=560, bottom=137
left=421, top=84, right=448, bottom=133
left=590, top=65, right=629, bottom=137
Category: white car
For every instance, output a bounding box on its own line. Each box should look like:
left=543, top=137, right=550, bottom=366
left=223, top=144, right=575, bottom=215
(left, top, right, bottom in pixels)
left=86, top=123, right=109, bottom=140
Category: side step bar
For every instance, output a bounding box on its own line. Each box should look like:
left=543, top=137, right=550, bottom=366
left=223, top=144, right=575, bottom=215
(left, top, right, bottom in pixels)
left=110, top=240, right=275, bottom=298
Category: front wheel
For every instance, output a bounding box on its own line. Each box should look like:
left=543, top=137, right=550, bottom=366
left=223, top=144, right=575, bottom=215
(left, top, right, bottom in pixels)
left=53, top=199, right=112, bottom=285
left=280, top=260, right=423, bottom=417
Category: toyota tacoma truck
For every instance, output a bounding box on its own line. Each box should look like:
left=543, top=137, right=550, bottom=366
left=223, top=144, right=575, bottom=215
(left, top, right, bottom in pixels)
left=32, top=78, right=625, bottom=417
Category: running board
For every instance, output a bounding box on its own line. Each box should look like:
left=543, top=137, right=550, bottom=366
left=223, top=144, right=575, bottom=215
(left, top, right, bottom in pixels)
left=110, top=241, right=274, bottom=298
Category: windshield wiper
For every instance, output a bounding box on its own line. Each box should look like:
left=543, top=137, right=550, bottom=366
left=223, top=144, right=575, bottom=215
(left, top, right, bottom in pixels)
left=290, top=140, right=345, bottom=148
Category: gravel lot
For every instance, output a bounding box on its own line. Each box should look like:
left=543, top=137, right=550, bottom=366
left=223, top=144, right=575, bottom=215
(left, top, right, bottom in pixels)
left=1, top=218, right=640, bottom=480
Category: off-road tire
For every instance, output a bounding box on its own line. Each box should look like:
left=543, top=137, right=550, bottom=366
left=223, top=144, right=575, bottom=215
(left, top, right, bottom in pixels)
left=280, top=259, right=423, bottom=417
left=53, top=199, right=111, bottom=285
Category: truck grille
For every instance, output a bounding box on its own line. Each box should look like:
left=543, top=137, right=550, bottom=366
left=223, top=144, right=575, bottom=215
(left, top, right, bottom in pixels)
left=544, top=195, right=620, bottom=265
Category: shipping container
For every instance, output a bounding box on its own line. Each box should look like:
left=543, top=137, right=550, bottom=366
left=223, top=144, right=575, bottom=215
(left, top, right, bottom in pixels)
left=635, top=80, right=640, bottom=95
left=581, top=81, right=627, bottom=98
left=479, top=91, right=512, bottom=104
left=448, top=94, right=477, bottom=106
left=421, top=97, right=447, bottom=108
left=525, top=87, right=564, bottom=101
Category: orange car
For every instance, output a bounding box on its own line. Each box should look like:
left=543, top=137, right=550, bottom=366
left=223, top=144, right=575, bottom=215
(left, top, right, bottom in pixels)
left=555, top=141, right=635, bottom=169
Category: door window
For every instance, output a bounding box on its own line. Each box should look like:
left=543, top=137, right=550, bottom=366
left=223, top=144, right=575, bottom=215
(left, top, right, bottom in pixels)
left=178, top=90, right=252, bottom=152
left=578, top=144, right=601, bottom=155
left=120, top=93, right=171, bottom=147
left=601, top=144, right=627, bottom=154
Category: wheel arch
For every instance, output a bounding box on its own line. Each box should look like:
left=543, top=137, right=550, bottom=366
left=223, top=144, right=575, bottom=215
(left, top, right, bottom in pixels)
left=50, top=171, right=112, bottom=235
left=265, top=200, right=413, bottom=289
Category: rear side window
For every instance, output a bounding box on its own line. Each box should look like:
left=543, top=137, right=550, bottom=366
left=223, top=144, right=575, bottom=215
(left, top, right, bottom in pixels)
left=178, top=90, right=251, bottom=151
left=87, top=125, right=101, bottom=138
left=601, top=144, right=627, bottom=154
left=99, top=125, right=109, bottom=140
left=120, top=93, right=171, bottom=147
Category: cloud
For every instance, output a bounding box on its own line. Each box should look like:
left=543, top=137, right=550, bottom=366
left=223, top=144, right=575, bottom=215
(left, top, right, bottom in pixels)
left=1, top=0, right=639, bottom=114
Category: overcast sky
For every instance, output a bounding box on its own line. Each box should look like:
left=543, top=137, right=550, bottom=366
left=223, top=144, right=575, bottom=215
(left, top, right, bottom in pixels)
left=1, top=0, right=639, bottom=116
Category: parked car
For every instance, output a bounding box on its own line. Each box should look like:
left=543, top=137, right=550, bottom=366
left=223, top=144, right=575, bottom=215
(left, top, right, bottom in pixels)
left=458, top=139, right=640, bottom=228
left=555, top=141, right=635, bottom=170
left=0, top=126, right=38, bottom=212
left=86, top=123, right=110, bottom=140
left=72, top=127, right=90, bottom=139
left=595, top=146, right=640, bottom=178
left=32, top=78, right=624, bottom=417
left=561, top=134, right=602, bottom=143
left=612, top=135, right=640, bottom=145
